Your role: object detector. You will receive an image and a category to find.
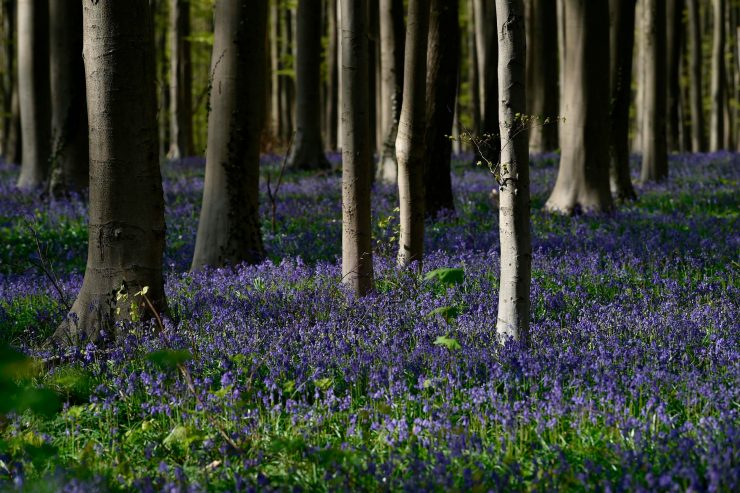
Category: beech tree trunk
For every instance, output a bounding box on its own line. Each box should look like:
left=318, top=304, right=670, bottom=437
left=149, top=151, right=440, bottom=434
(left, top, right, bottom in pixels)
left=667, top=0, right=685, bottom=152
left=468, top=0, right=481, bottom=136
left=270, top=3, right=280, bottom=142
left=341, top=0, right=373, bottom=296
left=641, top=0, right=668, bottom=183
left=423, top=0, right=459, bottom=217
left=16, top=0, right=50, bottom=189
left=287, top=0, right=328, bottom=170
left=49, top=0, right=88, bottom=196
left=278, top=7, right=294, bottom=143
left=52, top=0, right=166, bottom=345
left=545, top=0, right=613, bottom=214
left=709, top=0, right=726, bottom=151
left=377, top=0, right=404, bottom=182
left=477, top=0, right=499, bottom=162
left=608, top=0, right=637, bottom=201
left=525, top=0, right=558, bottom=153
left=168, top=0, right=193, bottom=160
left=325, top=0, right=338, bottom=151
left=191, top=0, right=267, bottom=270
left=396, top=0, right=429, bottom=268
left=687, top=0, right=706, bottom=151
left=1, top=0, right=20, bottom=165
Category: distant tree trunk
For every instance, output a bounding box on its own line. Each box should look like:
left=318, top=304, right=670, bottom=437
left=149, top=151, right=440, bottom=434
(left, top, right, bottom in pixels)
left=52, top=0, right=166, bottom=345
left=341, top=0, right=373, bottom=296
left=641, top=0, right=668, bottom=183
left=156, top=0, right=170, bottom=161
left=191, top=0, right=267, bottom=270
left=16, top=0, right=50, bottom=189
left=269, top=2, right=280, bottom=141
left=287, top=0, right=328, bottom=170
left=495, top=0, right=530, bottom=345
left=608, top=0, right=637, bottom=201
left=366, top=1, right=378, bottom=156
left=556, top=0, right=566, bottom=149
left=279, top=7, right=294, bottom=143
left=667, top=0, right=685, bottom=152
left=476, top=0, right=499, bottom=162
left=468, top=0, right=481, bottom=136
left=325, top=0, right=338, bottom=150
left=525, top=0, right=558, bottom=153
left=168, top=0, right=193, bottom=160
left=424, top=0, right=459, bottom=217
left=377, top=0, right=404, bottom=182
left=1, top=0, right=21, bottom=165
left=687, top=0, right=706, bottom=151
left=49, top=0, right=88, bottom=196
left=545, top=0, right=613, bottom=214
left=396, top=0, right=429, bottom=268
left=709, top=0, right=726, bottom=151
left=473, top=0, right=487, bottom=119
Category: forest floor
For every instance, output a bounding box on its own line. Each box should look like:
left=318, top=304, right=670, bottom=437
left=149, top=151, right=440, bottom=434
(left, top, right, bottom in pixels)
left=0, top=152, right=737, bottom=491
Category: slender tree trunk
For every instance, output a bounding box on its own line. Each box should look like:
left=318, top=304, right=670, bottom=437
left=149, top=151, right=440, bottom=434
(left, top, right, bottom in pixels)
left=608, top=0, right=637, bottom=201
left=49, top=0, right=88, bottom=196
left=341, top=0, right=373, bottom=296
left=545, top=0, right=613, bottom=214
left=377, top=0, right=404, bottom=182
left=191, top=0, right=267, bottom=270
left=632, top=0, right=644, bottom=154
left=167, top=0, right=193, bottom=160
left=270, top=2, right=280, bottom=142
left=396, top=0, right=429, bottom=268
left=366, top=1, right=378, bottom=156
left=641, top=0, right=668, bottom=183
left=424, top=0, right=459, bottom=217
left=496, top=0, right=530, bottom=345
left=525, top=0, right=558, bottom=153
left=279, top=7, right=294, bottom=143
left=287, top=0, right=328, bottom=169
left=1, top=0, right=20, bottom=165
left=52, top=0, right=166, bottom=345
left=687, top=0, right=706, bottom=151
left=556, top=0, right=566, bottom=149
left=468, top=0, right=481, bottom=136
left=6, top=76, right=20, bottom=164
left=16, top=0, right=50, bottom=189
left=156, top=0, right=170, bottom=161
left=667, top=0, right=685, bottom=152
left=473, top=0, right=487, bottom=119
left=476, top=0, right=499, bottom=162
left=709, top=0, right=726, bottom=151
left=325, top=0, right=338, bottom=150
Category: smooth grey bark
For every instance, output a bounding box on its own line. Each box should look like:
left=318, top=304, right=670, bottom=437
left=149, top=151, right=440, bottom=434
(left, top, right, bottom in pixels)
left=52, top=0, right=166, bottom=345
left=16, top=0, right=50, bottom=189
left=325, top=0, right=338, bottom=150
left=525, top=0, right=558, bottom=153
left=1, top=0, right=20, bottom=164
left=396, top=0, right=429, bottom=268
left=156, top=0, right=170, bottom=161
left=377, top=0, right=404, bottom=182
left=287, top=0, right=328, bottom=170
left=667, top=0, right=685, bottom=152
left=341, top=0, right=373, bottom=296
left=167, top=0, right=193, bottom=160
left=468, top=0, right=481, bottom=136
left=49, top=0, right=88, bottom=196
left=545, top=0, right=613, bottom=214
left=641, top=0, right=668, bottom=183
left=709, top=0, right=726, bottom=151
left=270, top=3, right=280, bottom=141
left=191, top=0, right=267, bottom=270
left=423, top=0, right=458, bottom=217
left=495, top=0, right=530, bottom=345
left=556, top=0, right=566, bottom=146
left=687, top=0, right=706, bottom=151
left=473, top=0, right=487, bottom=118
left=608, top=0, right=637, bottom=201
left=475, top=0, right=499, bottom=162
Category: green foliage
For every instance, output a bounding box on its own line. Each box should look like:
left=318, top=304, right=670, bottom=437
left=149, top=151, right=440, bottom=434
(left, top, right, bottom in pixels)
left=0, top=345, right=61, bottom=418
left=145, top=349, right=193, bottom=370
left=433, top=335, right=462, bottom=351
left=424, top=267, right=465, bottom=286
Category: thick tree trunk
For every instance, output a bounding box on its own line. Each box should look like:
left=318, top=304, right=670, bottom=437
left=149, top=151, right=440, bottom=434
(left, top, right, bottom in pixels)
left=396, top=0, right=429, bottom=268
left=167, top=0, right=193, bottom=160
left=341, top=0, right=373, bottom=296
left=16, top=0, right=50, bottom=189
left=191, top=0, right=267, bottom=270
left=687, top=0, right=706, bottom=151
left=377, top=0, right=404, bottom=182
left=709, top=0, right=726, bottom=151
left=545, top=0, right=613, bottom=214
left=667, top=0, right=685, bottom=152
left=52, top=0, right=166, bottom=345
left=423, top=0, right=459, bottom=217
left=525, top=0, right=558, bottom=153
left=325, top=0, right=338, bottom=151
left=641, top=0, right=668, bottom=183
left=287, top=0, right=328, bottom=170
left=49, top=0, right=88, bottom=196
left=608, top=0, right=637, bottom=201
left=495, top=0, right=530, bottom=345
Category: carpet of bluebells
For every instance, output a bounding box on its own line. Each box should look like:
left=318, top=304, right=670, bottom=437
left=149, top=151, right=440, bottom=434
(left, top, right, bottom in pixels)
left=0, top=151, right=738, bottom=491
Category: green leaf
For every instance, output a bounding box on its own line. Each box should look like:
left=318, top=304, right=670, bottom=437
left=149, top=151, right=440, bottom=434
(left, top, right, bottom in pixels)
left=48, top=367, right=94, bottom=402
left=163, top=425, right=203, bottom=450
left=314, top=377, right=333, bottom=391
left=434, top=335, right=462, bottom=351
left=145, top=349, right=192, bottom=370
left=424, top=268, right=465, bottom=286
left=427, top=305, right=463, bottom=321
left=8, top=387, right=61, bottom=417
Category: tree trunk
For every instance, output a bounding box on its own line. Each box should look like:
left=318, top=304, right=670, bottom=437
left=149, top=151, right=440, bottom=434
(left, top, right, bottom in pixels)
left=667, top=0, right=685, bottom=152
left=287, top=0, right=328, bottom=170
left=16, top=0, right=50, bottom=189
left=608, top=0, right=637, bottom=201
left=476, top=0, right=499, bottom=162
left=687, top=0, right=706, bottom=151
left=424, top=0, right=459, bottom=217
left=167, top=0, right=193, bottom=160
left=545, top=0, right=612, bottom=214
left=1, top=0, right=20, bottom=165
left=496, top=0, right=530, bottom=345
left=641, top=0, right=668, bottom=183
left=156, top=0, right=170, bottom=161
left=468, top=0, right=481, bottom=136
left=52, top=0, right=166, bottom=345
left=556, top=0, right=566, bottom=149
left=48, top=0, right=88, bottom=196
left=473, top=0, right=487, bottom=119
left=525, top=0, right=558, bottom=153
left=325, top=0, right=338, bottom=150
left=377, top=0, right=404, bottom=182
left=191, top=0, right=267, bottom=270
left=709, top=0, right=726, bottom=151
left=341, top=0, right=374, bottom=296
left=396, top=0, right=429, bottom=268
left=278, top=7, right=294, bottom=143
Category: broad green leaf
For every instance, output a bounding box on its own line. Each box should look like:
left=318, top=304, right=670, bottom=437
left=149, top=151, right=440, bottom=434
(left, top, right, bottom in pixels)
left=434, top=335, right=462, bottom=351
left=146, top=349, right=192, bottom=370
left=424, top=268, right=465, bottom=286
